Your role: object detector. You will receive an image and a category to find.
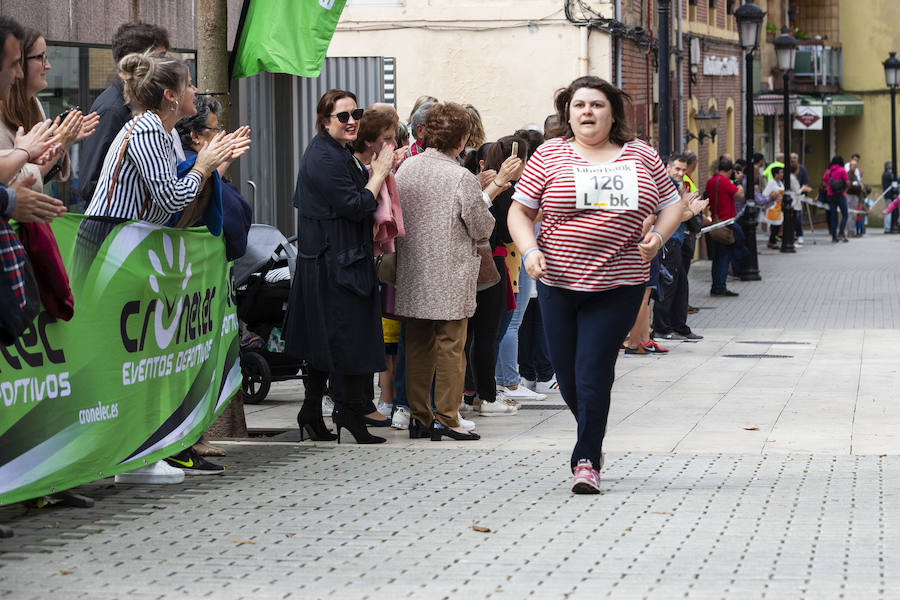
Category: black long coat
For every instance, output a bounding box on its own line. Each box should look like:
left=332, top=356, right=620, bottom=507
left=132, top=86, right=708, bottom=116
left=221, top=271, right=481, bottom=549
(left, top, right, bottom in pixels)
left=282, top=133, right=385, bottom=375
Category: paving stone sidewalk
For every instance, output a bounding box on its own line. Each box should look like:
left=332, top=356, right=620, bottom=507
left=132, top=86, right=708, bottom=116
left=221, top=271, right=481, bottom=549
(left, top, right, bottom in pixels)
left=686, top=231, right=900, bottom=329
left=3, top=232, right=900, bottom=599
left=2, top=444, right=899, bottom=599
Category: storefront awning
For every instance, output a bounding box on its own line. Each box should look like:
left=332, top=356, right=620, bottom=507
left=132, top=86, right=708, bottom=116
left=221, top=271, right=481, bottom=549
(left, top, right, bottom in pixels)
left=752, top=93, right=863, bottom=117
left=752, top=93, right=799, bottom=116
left=796, top=94, right=863, bottom=117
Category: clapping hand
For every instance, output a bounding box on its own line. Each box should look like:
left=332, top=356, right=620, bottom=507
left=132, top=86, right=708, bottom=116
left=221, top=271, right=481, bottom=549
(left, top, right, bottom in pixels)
left=14, top=119, right=56, bottom=164
left=477, top=169, right=498, bottom=191
left=10, top=175, right=66, bottom=223
left=77, top=112, right=99, bottom=142
left=371, top=142, right=394, bottom=179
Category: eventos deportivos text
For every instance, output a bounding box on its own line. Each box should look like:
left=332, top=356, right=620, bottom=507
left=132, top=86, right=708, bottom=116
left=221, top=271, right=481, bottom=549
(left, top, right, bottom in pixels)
left=121, top=339, right=213, bottom=386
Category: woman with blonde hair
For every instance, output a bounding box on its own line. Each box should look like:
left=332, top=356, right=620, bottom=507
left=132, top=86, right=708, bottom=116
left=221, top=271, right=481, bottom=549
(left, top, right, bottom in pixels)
left=85, top=51, right=245, bottom=222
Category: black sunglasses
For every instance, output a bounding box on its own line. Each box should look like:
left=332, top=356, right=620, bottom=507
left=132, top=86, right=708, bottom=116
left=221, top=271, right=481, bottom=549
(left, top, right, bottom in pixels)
left=330, top=108, right=364, bottom=123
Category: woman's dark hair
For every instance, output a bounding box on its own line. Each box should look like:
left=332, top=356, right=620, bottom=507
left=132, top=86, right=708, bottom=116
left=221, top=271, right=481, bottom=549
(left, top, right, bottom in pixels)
left=175, top=95, right=221, bottom=149
left=483, top=134, right=528, bottom=173
left=112, top=21, right=170, bottom=63
left=770, top=166, right=783, bottom=178
left=549, top=76, right=635, bottom=145
left=1, top=28, right=43, bottom=131
left=734, top=158, right=746, bottom=172
left=315, top=88, right=358, bottom=135
left=352, top=105, right=399, bottom=153
left=463, top=142, right=491, bottom=174
left=119, top=51, right=190, bottom=112
left=514, top=128, right=544, bottom=160
left=423, top=102, right=471, bottom=153
left=830, top=155, right=844, bottom=167
left=752, top=153, right=765, bottom=165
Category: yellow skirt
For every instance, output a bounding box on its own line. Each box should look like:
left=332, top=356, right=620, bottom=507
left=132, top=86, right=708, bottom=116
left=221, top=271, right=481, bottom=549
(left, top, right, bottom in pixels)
left=382, top=317, right=401, bottom=344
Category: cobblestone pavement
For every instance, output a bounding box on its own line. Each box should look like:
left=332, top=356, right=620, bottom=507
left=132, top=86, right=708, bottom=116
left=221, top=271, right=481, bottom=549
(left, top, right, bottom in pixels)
left=687, top=231, right=900, bottom=329
left=3, top=444, right=899, bottom=599
left=3, top=233, right=900, bottom=599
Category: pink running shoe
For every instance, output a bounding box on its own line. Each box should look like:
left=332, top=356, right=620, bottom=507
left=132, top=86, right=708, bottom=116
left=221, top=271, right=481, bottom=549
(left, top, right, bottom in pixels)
left=571, top=459, right=601, bottom=494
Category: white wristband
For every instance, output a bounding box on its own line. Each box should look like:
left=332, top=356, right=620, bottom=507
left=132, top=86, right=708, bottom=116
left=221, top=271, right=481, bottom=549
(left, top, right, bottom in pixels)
left=650, top=230, right=664, bottom=247
left=522, top=247, right=541, bottom=261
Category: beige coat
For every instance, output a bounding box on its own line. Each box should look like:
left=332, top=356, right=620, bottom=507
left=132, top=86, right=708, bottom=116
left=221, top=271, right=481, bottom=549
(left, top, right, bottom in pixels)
left=394, top=148, right=495, bottom=320
left=0, top=103, right=70, bottom=192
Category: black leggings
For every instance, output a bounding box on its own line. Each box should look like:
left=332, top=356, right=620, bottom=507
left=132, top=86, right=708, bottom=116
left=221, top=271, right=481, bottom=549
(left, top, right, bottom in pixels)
left=464, top=256, right=507, bottom=402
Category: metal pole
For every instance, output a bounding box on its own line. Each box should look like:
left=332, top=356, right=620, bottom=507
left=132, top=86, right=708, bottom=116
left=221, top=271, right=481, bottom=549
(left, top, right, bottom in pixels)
left=892, top=85, right=898, bottom=186
left=892, top=86, right=898, bottom=232
left=781, top=71, right=795, bottom=252
left=740, top=50, right=762, bottom=280
left=658, top=0, right=671, bottom=161
left=676, top=0, right=684, bottom=149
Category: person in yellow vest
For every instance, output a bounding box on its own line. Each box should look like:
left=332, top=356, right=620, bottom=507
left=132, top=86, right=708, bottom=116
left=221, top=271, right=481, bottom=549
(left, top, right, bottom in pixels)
left=683, top=149, right=698, bottom=192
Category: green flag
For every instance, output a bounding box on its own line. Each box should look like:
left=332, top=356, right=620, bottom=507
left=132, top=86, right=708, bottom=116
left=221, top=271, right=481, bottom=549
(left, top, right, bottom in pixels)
left=231, top=0, right=347, bottom=79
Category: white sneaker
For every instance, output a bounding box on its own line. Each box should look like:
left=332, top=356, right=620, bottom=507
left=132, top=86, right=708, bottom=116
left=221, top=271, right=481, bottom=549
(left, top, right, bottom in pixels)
left=535, top=376, right=560, bottom=395
left=322, top=395, right=334, bottom=416
left=391, top=406, right=410, bottom=429
left=114, top=460, right=184, bottom=484
left=519, top=377, right=536, bottom=391
left=458, top=412, right=476, bottom=431
left=497, top=385, right=547, bottom=401
left=376, top=401, right=393, bottom=419
left=478, top=399, right=518, bottom=416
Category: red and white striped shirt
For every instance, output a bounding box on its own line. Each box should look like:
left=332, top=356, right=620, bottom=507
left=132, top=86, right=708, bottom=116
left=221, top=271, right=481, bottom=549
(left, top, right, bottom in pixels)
left=513, top=137, right=680, bottom=292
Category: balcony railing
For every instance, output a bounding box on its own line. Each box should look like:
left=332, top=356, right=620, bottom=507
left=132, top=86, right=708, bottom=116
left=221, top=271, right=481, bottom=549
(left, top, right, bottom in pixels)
left=794, top=44, right=842, bottom=88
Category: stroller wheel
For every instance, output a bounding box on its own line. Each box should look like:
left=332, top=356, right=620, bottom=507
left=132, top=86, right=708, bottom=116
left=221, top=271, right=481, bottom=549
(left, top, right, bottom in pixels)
left=241, top=351, right=271, bottom=404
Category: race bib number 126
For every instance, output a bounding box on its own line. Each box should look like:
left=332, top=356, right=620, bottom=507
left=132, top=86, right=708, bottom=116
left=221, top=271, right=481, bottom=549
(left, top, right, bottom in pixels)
left=574, top=161, right=640, bottom=210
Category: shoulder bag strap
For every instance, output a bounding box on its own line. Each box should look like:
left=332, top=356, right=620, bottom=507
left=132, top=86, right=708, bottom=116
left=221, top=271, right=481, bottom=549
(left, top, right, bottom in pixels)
left=712, top=175, right=720, bottom=221
left=104, top=114, right=145, bottom=217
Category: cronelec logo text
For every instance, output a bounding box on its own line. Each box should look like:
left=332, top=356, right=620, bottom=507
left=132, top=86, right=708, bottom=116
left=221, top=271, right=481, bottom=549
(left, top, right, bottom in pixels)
left=78, top=401, right=119, bottom=424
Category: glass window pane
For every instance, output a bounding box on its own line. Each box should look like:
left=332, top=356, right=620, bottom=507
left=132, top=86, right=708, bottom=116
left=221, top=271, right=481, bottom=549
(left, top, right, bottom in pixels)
left=42, top=45, right=79, bottom=118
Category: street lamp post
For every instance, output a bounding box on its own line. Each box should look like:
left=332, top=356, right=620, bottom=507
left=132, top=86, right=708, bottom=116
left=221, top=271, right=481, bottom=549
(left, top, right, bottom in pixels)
left=734, top=0, right=765, bottom=280
left=658, top=0, right=672, bottom=162
left=774, top=28, right=797, bottom=253
left=884, top=52, right=900, bottom=231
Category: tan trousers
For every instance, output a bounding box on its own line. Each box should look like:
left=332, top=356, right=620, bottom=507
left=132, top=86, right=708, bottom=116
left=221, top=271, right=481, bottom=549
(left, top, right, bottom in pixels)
left=404, top=318, right=467, bottom=429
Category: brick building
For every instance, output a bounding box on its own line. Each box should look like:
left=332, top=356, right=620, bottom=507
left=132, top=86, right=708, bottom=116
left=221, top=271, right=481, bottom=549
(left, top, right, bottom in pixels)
left=618, top=0, right=744, bottom=187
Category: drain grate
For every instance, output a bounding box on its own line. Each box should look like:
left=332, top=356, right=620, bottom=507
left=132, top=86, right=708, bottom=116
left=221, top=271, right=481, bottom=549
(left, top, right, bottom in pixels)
left=737, top=341, right=811, bottom=345
left=722, top=354, right=793, bottom=359
left=519, top=404, right=568, bottom=410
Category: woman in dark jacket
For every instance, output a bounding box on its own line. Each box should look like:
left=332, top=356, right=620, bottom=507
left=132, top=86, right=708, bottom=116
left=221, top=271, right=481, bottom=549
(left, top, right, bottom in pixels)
left=283, top=88, right=394, bottom=444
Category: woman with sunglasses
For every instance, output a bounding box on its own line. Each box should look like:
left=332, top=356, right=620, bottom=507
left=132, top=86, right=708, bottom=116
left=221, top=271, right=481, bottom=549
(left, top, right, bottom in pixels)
left=283, top=88, right=394, bottom=444
left=0, top=28, right=99, bottom=193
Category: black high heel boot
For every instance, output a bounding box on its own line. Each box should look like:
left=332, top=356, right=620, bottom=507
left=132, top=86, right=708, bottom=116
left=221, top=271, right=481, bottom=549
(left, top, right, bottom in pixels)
left=297, top=412, right=337, bottom=442
left=333, top=408, right=386, bottom=444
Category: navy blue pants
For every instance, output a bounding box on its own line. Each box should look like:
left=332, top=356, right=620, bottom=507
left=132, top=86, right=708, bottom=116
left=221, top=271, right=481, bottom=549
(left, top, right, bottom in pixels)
left=537, top=282, right=644, bottom=472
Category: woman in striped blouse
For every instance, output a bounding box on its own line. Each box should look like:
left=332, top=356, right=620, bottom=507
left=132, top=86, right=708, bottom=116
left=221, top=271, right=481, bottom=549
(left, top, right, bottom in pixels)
left=508, top=76, right=686, bottom=495
left=86, top=52, right=242, bottom=222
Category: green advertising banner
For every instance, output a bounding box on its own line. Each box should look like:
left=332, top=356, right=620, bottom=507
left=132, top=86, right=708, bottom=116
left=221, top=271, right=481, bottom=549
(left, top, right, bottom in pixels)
left=0, top=215, right=241, bottom=505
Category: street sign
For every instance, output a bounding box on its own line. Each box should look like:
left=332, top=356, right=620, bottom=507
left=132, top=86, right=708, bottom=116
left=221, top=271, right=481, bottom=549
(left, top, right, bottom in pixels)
left=793, top=105, right=823, bottom=130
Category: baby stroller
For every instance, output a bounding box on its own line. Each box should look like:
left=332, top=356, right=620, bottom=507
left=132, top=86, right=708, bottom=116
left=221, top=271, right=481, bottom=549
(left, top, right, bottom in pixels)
left=233, top=224, right=306, bottom=403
